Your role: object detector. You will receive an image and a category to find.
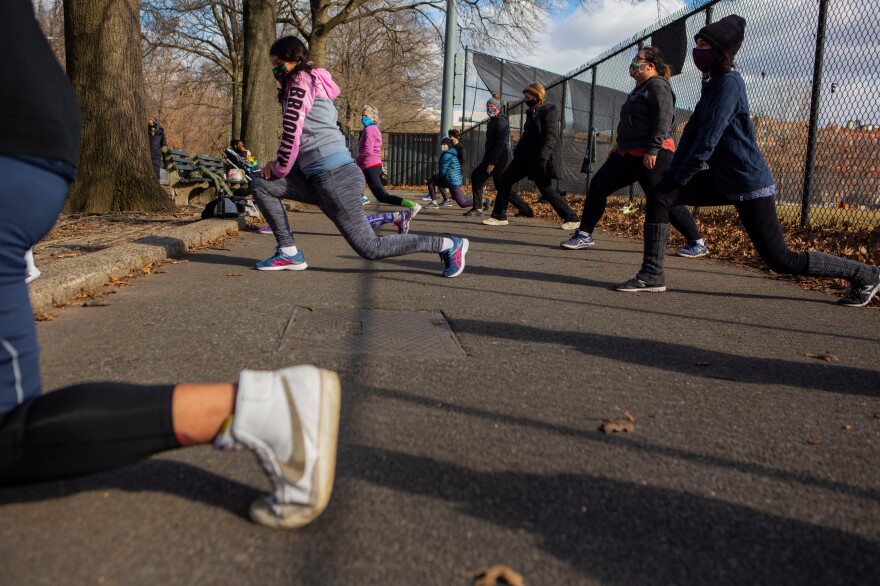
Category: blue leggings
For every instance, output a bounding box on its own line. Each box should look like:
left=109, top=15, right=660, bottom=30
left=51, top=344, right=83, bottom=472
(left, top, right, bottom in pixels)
left=0, top=156, right=68, bottom=413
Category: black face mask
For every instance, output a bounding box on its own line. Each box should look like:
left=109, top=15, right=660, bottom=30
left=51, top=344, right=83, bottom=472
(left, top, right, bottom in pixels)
left=525, top=99, right=537, bottom=107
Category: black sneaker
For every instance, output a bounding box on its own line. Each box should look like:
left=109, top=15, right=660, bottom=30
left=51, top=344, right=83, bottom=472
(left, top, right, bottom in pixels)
left=838, top=270, right=880, bottom=307
left=463, top=208, right=483, bottom=216
left=614, top=276, right=666, bottom=293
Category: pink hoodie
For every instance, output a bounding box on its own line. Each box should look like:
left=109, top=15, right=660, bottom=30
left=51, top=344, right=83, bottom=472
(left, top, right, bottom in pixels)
left=274, top=68, right=349, bottom=178
left=356, top=124, right=382, bottom=169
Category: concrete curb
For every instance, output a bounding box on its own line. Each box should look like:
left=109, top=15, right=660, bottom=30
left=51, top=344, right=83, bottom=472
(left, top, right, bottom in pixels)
left=29, top=217, right=244, bottom=313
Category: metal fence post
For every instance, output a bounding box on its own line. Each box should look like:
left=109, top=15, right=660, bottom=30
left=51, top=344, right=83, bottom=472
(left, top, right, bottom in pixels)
left=461, top=46, right=468, bottom=133
left=586, top=67, right=597, bottom=190
left=801, top=0, right=830, bottom=227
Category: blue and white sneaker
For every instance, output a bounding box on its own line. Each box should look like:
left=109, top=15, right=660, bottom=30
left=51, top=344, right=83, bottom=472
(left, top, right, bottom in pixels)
left=362, top=196, right=370, bottom=205
left=560, top=231, right=595, bottom=250
left=439, top=236, right=469, bottom=278
left=422, top=195, right=434, bottom=202
left=438, top=200, right=454, bottom=208
left=255, top=249, right=308, bottom=271
left=394, top=210, right=412, bottom=234
left=675, top=241, right=709, bottom=258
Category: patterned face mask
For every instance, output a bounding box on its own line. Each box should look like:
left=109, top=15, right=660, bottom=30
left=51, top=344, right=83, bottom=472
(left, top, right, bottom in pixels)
left=272, top=63, right=289, bottom=81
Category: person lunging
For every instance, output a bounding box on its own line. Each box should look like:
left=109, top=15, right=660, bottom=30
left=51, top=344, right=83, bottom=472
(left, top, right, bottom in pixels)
left=615, top=15, right=879, bottom=307
left=249, top=37, right=468, bottom=277
left=561, top=46, right=707, bottom=256
left=483, top=83, right=579, bottom=228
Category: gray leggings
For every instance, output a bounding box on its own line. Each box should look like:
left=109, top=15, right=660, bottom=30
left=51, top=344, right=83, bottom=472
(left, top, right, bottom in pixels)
left=251, top=162, right=444, bottom=259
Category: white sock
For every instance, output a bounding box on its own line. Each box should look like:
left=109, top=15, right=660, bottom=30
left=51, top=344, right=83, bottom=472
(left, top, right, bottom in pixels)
left=279, top=246, right=298, bottom=256
left=695, top=239, right=705, bottom=246
left=577, top=230, right=590, bottom=237
left=24, top=248, right=38, bottom=274
left=440, top=237, right=455, bottom=252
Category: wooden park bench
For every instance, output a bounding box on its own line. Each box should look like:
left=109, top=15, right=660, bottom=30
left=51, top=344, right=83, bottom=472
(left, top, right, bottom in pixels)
left=163, top=148, right=214, bottom=206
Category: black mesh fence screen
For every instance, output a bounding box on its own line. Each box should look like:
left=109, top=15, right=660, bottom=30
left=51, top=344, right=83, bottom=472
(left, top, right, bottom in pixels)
left=459, top=0, right=880, bottom=228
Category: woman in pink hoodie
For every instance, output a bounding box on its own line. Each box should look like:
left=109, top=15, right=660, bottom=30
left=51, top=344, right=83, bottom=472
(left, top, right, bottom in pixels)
left=357, top=105, right=420, bottom=213
left=249, top=36, right=468, bottom=277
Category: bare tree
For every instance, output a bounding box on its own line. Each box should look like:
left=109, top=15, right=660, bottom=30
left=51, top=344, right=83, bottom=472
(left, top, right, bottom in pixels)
left=241, top=0, right=279, bottom=163
left=64, top=0, right=171, bottom=212
left=142, top=0, right=245, bottom=138
left=277, top=0, right=568, bottom=68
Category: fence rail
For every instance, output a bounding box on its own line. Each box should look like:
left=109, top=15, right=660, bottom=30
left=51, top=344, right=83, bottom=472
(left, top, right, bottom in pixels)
left=457, top=0, right=880, bottom=228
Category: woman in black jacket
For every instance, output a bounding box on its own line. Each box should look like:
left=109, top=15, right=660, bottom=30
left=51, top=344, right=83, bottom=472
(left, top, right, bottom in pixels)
left=482, top=83, right=579, bottom=228
left=561, top=46, right=706, bottom=256
left=147, top=117, right=167, bottom=180
left=465, top=94, right=511, bottom=216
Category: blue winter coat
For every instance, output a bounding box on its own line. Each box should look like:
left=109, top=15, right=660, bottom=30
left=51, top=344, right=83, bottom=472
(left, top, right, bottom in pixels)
left=668, top=71, right=774, bottom=193
left=438, top=148, right=463, bottom=186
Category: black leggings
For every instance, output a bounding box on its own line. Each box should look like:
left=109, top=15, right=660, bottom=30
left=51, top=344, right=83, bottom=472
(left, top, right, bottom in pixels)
left=647, top=170, right=807, bottom=274
left=492, top=158, right=578, bottom=222
left=470, top=152, right=511, bottom=205
left=582, top=151, right=701, bottom=242
left=0, top=383, right=178, bottom=486
left=363, top=165, right=404, bottom=206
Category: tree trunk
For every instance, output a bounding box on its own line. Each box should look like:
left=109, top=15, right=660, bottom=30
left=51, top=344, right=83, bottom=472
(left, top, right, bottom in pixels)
left=64, top=0, right=171, bottom=212
left=231, top=67, right=243, bottom=140
left=309, top=28, right=328, bottom=68
left=241, top=0, right=278, bottom=164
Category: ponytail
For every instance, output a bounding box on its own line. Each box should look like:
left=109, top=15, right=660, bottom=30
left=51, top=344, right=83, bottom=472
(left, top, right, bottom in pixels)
left=642, top=46, right=671, bottom=80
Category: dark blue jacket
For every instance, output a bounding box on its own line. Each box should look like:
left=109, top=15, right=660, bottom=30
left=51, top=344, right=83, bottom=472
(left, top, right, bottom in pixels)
left=438, top=148, right=463, bottom=186
left=668, top=71, right=773, bottom=193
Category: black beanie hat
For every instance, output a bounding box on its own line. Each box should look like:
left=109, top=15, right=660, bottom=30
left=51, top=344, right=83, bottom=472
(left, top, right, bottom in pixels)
left=695, top=14, right=746, bottom=58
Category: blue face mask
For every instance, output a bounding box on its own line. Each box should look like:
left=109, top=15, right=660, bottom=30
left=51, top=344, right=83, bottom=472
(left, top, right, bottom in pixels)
left=362, top=116, right=372, bottom=127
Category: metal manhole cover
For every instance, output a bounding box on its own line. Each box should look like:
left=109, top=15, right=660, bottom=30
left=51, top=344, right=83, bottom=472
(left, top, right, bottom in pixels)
left=278, top=306, right=466, bottom=357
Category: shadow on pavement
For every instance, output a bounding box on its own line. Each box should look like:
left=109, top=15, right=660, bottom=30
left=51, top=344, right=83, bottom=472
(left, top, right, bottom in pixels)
left=0, top=459, right=259, bottom=519
left=365, top=385, right=880, bottom=503
left=451, top=318, right=880, bottom=397
left=342, top=444, right=880, bottom=584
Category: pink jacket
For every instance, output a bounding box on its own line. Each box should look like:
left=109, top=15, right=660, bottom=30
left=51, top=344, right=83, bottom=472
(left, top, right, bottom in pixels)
left=356, top=124, right=383, bottom=169
left=274, top=68, right=346, bottom=178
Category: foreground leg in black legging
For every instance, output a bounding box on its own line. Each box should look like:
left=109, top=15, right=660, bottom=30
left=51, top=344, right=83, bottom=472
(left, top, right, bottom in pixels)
left=363, top=166, right=404, bottom=206
left=0, top=383, right=179, bottom=486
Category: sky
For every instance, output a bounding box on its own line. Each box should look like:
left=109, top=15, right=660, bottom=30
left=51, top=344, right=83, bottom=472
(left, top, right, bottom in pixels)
left=515, top=0, right=688, bottom=75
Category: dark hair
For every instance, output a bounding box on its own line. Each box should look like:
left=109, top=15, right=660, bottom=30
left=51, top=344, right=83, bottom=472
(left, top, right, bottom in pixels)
left=447, top=128, right=460, bottom=139
left=230, top=138, right=243, bottom=148
left=270, top=36, right=315, bottom=103
left=441, top=137, right=455, bottom=148
left=640, top=46, right=672, bottom=80
left=707, top=45, right=735, bottom=79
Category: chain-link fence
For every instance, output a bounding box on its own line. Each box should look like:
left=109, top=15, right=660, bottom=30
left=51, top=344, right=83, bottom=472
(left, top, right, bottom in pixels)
left=459, top=0, right=880, bottom=228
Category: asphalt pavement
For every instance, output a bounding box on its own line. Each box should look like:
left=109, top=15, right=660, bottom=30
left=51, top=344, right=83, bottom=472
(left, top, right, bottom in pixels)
left=2, top=197, right=879, bottom=585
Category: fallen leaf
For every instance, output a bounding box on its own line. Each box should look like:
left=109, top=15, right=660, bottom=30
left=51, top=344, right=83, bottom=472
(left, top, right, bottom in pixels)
left=842, top=424, right=853, bottom=431
left=614, top=406, right=636, bottom=423
left=806, top=439, right=824, bottom=446
left=82, top=299, right=110, bottom=307
left=805, top=352, right=838, bottom=362
left=34, top=312, right=56, bottom=322
left=226, top=273, right=243, bottom=277
left=463, top=565, right=525, bottom=586
left=599, top=420, right=635, bottom=434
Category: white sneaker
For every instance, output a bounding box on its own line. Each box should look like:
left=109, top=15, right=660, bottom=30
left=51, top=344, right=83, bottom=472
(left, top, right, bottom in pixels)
left=233, top=365, right=341, bottom=529
left=561, top=221, right=580, bottom=230
left=482, top=217, right=509, bottom=226
left=410, top=203, right=423, bottom=218
left=25, top=268, right=42, bottom=284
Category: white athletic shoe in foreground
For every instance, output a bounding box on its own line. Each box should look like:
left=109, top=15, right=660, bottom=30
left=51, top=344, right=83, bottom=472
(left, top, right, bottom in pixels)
left=233, top=366, right=341, bottom=529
